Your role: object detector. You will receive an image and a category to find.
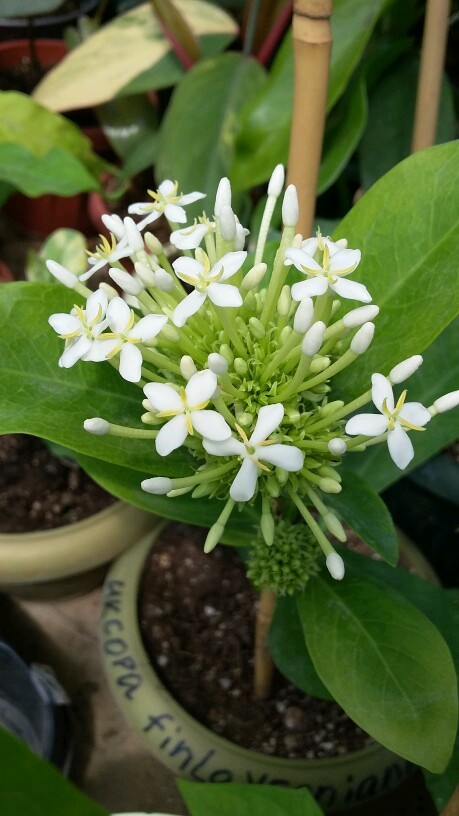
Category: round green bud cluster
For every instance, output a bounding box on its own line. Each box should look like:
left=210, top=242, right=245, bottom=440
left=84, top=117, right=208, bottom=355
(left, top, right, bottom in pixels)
left=247, top=519, right=323, bottom=595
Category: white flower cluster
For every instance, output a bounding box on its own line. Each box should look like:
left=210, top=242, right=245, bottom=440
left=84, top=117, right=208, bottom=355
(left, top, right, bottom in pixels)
left=47, top=168, right=459, bottom=579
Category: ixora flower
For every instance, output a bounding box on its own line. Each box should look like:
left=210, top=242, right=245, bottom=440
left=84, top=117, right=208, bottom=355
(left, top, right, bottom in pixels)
left=345, top=373, right=431, bottom=469
left=103, top=298, right=168, bottom=383
left=171, top=248, right=246, bottom=327
left=48, top=289, right=109, bottom=368
left=203, top=404, right=304, bottom=502
left=128, top=179, right=205, bottom=231
left=286, top=237, right=371, bottom=303
left=144, top=369, right=231, bottom=456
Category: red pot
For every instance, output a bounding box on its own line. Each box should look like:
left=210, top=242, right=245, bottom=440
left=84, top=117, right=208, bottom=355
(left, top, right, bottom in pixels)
left=0, top=261, right=14, bottom=283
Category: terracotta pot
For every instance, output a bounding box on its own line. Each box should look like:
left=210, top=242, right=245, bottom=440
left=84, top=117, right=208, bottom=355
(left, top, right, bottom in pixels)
left=0, top=261, right=14, bottom=282
left=0, top=1, right=98, bottom=41
left=0, top=502, right=156, bottom=601
left=100, top=527, right=422, bottom=814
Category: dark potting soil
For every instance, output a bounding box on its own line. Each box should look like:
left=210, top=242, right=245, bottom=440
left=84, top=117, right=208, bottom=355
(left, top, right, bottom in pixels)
left=0, top=434, right=115, bottom=533
left=138, top=522, right=374, bottom=760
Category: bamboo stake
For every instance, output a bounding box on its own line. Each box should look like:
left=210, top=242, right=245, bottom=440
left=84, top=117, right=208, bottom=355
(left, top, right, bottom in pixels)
left=439, top=785, right=459, bottom=816
left=253, top=586, right=277, bottom=699
left=287, top=0, right=333, bottom=237
left=411, top=0, right=451, bottom=153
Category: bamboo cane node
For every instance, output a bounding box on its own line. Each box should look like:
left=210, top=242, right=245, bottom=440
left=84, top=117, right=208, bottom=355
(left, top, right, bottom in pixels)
left=294, top=9, right=332, bottom=19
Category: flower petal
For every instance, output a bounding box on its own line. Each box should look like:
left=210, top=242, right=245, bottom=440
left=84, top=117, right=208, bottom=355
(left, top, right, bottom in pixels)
left=330, top=278, right=372, bottom=303
left=345, top=413, right=389, bottom=437
left=285, top=248, right=322, bottom=274
left=164, top=203, right=187, bottom=223
left=214, top=251, right=247, bottom=281
left=85, top=289, right=108, bottom=323
left=230, top=458, right=259, bottom=502
left=119, top=343, right=142, bottom=382
left=185, top=369, right=217, bottom=407
left=329, top=248, right=361, bottom=274
left=83, top=338, right=119, bottom=361
left=49, top=313, right=81, bottom=335
left=250, top=403, right=284, bottom=445
left=59, top=336, right=92, bottom=368
left=207, top=282, right=243, bottom=308
left=300, top=238, right=319, bottom=256
left=143, top=382, right=182, bottom=413
left=371, top=373, right=394, bottom=413
left=172, top=256, right=202, bottom=283
left=107, top=297, right=131, bottom=333
left=258, top=443, right=304, bottom=471
left=172, top=290, right=207, bottom=327
left=291, top=277, right=328, bottom=300
left=399, top=402, right=431, bottom=428
left=130, top=314, right=168, bottom=342
left=170, top=223, right=210, bottom=250
left=155, top=414, right=188, bottom=456
left=203, top=437, right=245, bottom=457
left=191, top=410, right=231, bottom=440
left=179, top=191, right=206, bottom=205
left=137, top=211, right=161, bottom=231
left=387, top=423, right=414, bottom=469
left=158, top=179, right=175, bottom=196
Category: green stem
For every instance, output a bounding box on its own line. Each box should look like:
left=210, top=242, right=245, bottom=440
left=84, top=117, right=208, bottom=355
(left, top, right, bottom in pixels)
left=288, top=491, right=334, bottom=556
left=260, top=225, right=295, bottom=326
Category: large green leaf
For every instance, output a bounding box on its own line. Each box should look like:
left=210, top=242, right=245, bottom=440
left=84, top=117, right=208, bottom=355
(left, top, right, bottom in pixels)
left=325, top=469, right=398, bottom=565
left=359, top=57, right=455, bottom=191
left=178, top=779, right=324, bottom=816
left=95, top=95, right=159, bottom=179
left=297, top=570, right=458, bottom=772
left=33, top=0, right=238, bottom=112
left=331, top=142, right=459, bottom=401
left=0, top=728, right=108, bottom=816
left=346, top=319, right=459, bottom=492
left=230, top=0, right=390, bottom=191
left=156, top=52, right=266, bottom=220
left=0, top=92, right=105, bottom=197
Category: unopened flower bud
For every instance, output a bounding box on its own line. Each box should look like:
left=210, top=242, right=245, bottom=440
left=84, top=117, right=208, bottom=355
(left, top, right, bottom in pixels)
left=389, top=355, right=423, bottom=384
left=219, top=344, right=234, bottom=364
left=219, top=205, right=236, bottom=241
left=277, top=285, right=291, bottom=317
left=214, top=177, right=232, bottom=216
left=280, top=326, right=292, bottom=344
left=249, top=317, right=265, bottom=339
left=350, top=322, right=375, bottom=354
left=318, top=465, right=341, bottom=481
left=234, top=358, right=248, bottom=376
left=237, top=412, right=253, bottom=427
left=261, top=512, right=275, bottom=546
left=326, top=552, right=345, bottom=580
left=204, top=522, right=224, bottom=553
left=46, top=260, right=78, bottom=289
left=192, top=482, right=214, bottom=498
left=241, top=263, right=266, bottom=291
left=101, top=213, right=124, bottom=240
left=267, top=164, right=285, bottom=197
left=144, top=232, right=163, bottom=255
left=309, top=356, right=330, bottom=374
left=208, top=353, right=228, bottom=375
left=319, top=478, right=342, bottom=494
left=161, top=323, right=180, bottom=343
left=141, top=477, right=173, bottom=495
left=294, top=298, right=314, bottom=334
left=155, top=267, right=174, bottom=292
left=282, top=185, right=299, bottom=227
left=180, top=355, right=197, bottom=380
left=134, top=261, right=157, bottom=287
left=123, top=216, right=143, bottom=252
left=328, top=438, right=347, bottom=456
left=99, top=282, right=118, bottom=300
left=433, top=390, right=459, bottom=414
left=323, top=513, right=347, bottom=542
left=266, top=476, right=281, bottom=497
left=343, top=304, right=379, bottom=328
left=109, top=267, right=143, bottom=295
left=302, top=321, right=326, bottom=356
left=84, top=417, right=109, bottom=435
left=320, top=400, right=344, bottom=417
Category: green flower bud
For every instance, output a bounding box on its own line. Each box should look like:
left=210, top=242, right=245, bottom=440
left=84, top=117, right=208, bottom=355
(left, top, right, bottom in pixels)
left=249, top=317, right=265, bottom=339
left=219, top=344, right=234, bottom=364
left=323, top=512, right=347, bottom=542
left=234, top=357, right=248, bottom=376
left=277, top=285, right=291, bottom=317
left=266, top=476, right=281, bottom=497
left=309, top=356, right=330, bottom=374
left=204, top=523, right=224, bottom=553
left=320, top=400, right=345, bottom=416
left=319, top=478, right=342, bottom=494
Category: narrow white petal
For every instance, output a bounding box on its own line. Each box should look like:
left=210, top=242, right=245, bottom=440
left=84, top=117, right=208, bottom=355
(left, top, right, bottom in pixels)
left=331, top=278, right=372, bottom=303
left=172, top=291, right=206, bottom=327
left=155, top=415, right=188, bottom=456
left=136, top=211, right=160, bottom=231
left=109, top=267, right=143, bottom=295
left=329, top=248, right=361, bottom=274
left=203, top=437, right=244, bottom=457
left=285, top=248, right=322, bottom=273
left=141, top=477, right=173, bottom=494
left=371, top=374, right=394, bottom=413
left=214, top=251, right=247, bottom=281
left=59, top=336, right=92, bottom=368
left=164, top=203, right=187, bottom=223
left=85, top=289, right=108, bottom=323
left=250, top=404, right=284, bottom=445
left=300, top=238, right=319, bottom=256
left=185, top=369, right=217, bottom=407
left=170, top=223, right=209, bottom=250
left=291, top=277, right=328, bottom=300
left=46, top=260, right=78, bottom=288
left=83, top=338, right=119, bottom=361
left=180, top=191, right=206, bottom=205
left=258, top=444, right=304, bottom=471
left=119, top=343, right=142, bottom=382
left=191, top=410, right=231, bottom=441
left=101, top=213, right=124, bottom=240
left=143, top=382, right=182, bottom=412
left=128, top=201, right=150, bottom=216
left=123, top=216, right=143, bottom=252
left=158, top=179, right=175, bottom=196
left=388, top=423, right=414, bottom=469
left=107, top=297, right=131, bottom=332
left=49, top=313, right=81, bottom=335
left=230, top=458, right=259, bottom=502
left=345, top=414, right=389, bottom=437
left=207, top=282, right=243, bottom=307
left=130, top=314, right=167, bottom=342
left=398, top=402, right=431, bottom=427
left=172, top=256, right=202, bottom=283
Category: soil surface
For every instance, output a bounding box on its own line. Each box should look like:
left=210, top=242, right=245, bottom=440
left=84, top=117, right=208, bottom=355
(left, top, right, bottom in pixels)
left=138, top=522, right=373, bottom=760
left=0, top=434, right=115, bottom=533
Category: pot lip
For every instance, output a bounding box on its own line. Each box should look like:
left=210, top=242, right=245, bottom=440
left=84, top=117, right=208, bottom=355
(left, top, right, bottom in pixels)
left=0, top=498, right=126, bottom=543
left=0, top=1, right=97, bottom=28
left=102, top=526, right=396, bottom=772
left=0, top=37, right=68, bottom=53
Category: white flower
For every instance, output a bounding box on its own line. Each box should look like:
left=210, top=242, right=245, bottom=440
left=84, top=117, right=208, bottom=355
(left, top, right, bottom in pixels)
left=128, top=179, right=205, bottom=230
left=345, top=373, right=431, bottom=469
left=104, top=297, right=168, bottom=382
left=143, top=369, right=231, bottom=456
left=172, top=248, right=246, bottom=327
left=203, top=404, right=304, bottom=502
left=286, top=239, right=370, bottom=303
left=80, top=232, right=131, bottom=282
left=170, top=220, right=214, bottom=250
left=49, top=289, right=109, bottom=368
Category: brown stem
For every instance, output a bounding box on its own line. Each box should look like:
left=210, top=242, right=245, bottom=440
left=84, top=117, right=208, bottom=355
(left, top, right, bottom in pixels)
left=411, top=0, right=451, bottom=152
left=440, top=786, right=459, bottom=816
left=253, top=586, right=277, bottom=699
left=287, top=0, right=333, bottom=237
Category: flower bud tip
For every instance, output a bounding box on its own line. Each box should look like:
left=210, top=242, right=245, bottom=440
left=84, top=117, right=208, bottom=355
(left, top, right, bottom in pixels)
left=326, top=552, right=345, bottom=580
left=84, top=418, right=109, bottom=435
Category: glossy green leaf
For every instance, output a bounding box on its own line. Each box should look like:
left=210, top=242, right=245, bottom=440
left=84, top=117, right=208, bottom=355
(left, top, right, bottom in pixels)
left=317, top=78, right=368, bottom=195
left=360, top=57, right=455, bottom=190
left=344, top=319, right=459, bottom=492
left=332, top=142, right=459, bottom=401
left=95, top=94, right=159, bottom=178
left=298, top=571, right=458, bottom=772
left=0, top=728, right=108, bottom=816
left=156, top=52, right=266, bottom=220
left=0, top=92, right=105, bottom=197
left=26, top=228, right=88, bottom=283
left=325, top=469, right=398, bottom=565
left=231, top=0, right=390, bottom=191
left=33, top=0, right=238, bottom=112
left=178, top=779, right=325, bottom=816
left=269, top=595, right=332, bottom=700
